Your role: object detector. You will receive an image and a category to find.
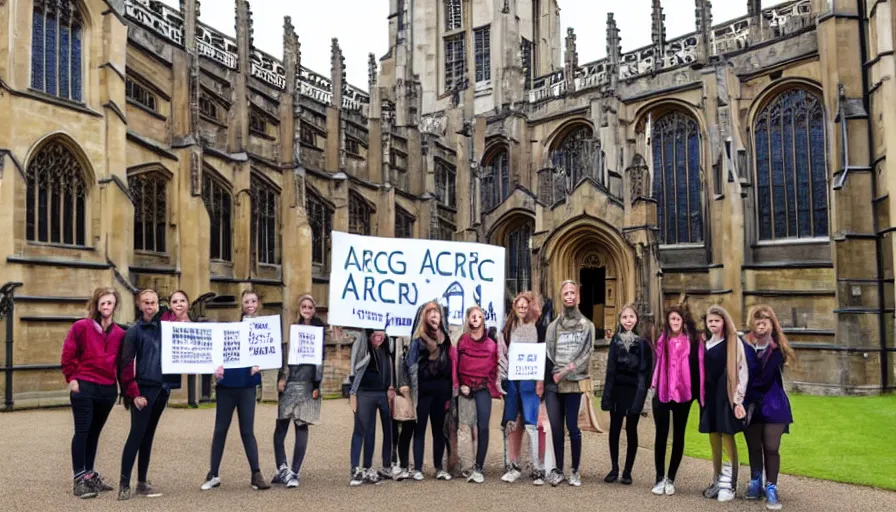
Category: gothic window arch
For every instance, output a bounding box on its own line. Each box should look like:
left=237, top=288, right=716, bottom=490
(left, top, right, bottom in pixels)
left=550, top=124, right=595, bottom=186
left=651, top=111, right=704, bottom=245
left=128, top=169, right=168, bottom=253
left=435, top=160, right=456, bottom=208
left=31, top=0, right=84, bottom=101
left=395, top=206, right=415, bottom=239
left=506, top=223, right=533, bottom=297
left=202, top=170, right=232, bottom=261
left=25, top=139, right=88, bottom=245
left=753, top=88, right=828, bottom=240
left=250, top=174, right=280, bottom=265
left=349, top=191, right=372, bottom=236
left=306, top=187, right=333, bottom=270
left=481, top=147, right=510, bottom=211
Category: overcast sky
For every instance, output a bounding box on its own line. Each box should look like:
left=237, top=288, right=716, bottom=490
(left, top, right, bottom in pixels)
left=160, top=1, right=774, bottom=89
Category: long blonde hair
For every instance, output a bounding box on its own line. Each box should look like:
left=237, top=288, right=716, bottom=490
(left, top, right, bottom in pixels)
left=87, top=287, right=120, bottom=321
left=706, top=304, right=741, bottom=407
left=413, top=301, right=444, bottom=340
left=746, top=304, right=796, bottom=366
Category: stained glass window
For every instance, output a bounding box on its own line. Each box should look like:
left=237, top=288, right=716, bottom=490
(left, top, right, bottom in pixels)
left=348, top=192, right=372, bottom=236
left=129, top=171, right=168, bottom=253
left=31, top=0, right=82, bottom=101
left=506, top=224, right=533, bottom=296
left=250, top=175, right=280, bottom=265
left=306, top=189, right=332, bottom=267
left=445, top=34, right=466, bottom=92
left=202, top=172, right=233, bottom=261
left=551, top=125, right=595, bottom=186
left=651, top=111, right=704, bottom=244
left=26, top=140, right=87, bottom=246
left=435, top=161, right=457, bottom=208
left=482, top=149, right=510, bottom=211
left=754, top=88, right=828, bottom=240
left=474, top=25, right=491, bottom=83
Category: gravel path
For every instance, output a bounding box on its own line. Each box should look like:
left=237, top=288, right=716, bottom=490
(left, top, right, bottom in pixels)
left=1, top=400, right=893, bottom=511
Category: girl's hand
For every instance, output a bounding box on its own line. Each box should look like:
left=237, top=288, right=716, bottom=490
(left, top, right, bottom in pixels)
left=734, top=404, right=746, bottom=420
left=399, top=386, right=410, bottom=396
left=536, top=381, right=544, bottom=398
left=277, top=379, right=286, bottom=393
left=250, top=366, right=260, bottom=376
left=350, top=394, right=357, bottom=413
left=387, top=387, right=396, bottom=400
left=214, top=366, right=225, bottom=380
left=460, top=385, right=470, bottom=396
left=553, top=372, right=564, bottom=384
left=566, top=362, right=576, bottom=372
left=134, top=396, right=148, bottom=410
left=68, top=379, right=80, bottom=393
left=312, top=389, right=320, bottom=400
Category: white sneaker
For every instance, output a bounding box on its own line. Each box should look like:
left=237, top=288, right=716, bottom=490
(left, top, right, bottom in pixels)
left=665, top=479, right=676, bottom=496
left=718, top=488, right=736, bottom=502
left=391, top=464, right=401, bottom=478
left=532, top=470, right=546, bottom=486
left=395, top=468, right=410, bottom=481
left=568, top=471, right=582, bottom=487
left=286, top=474, right=299, bottom=488
left=200, top=475, right=221, bottom=491
left=436, top=470, right=452, bottom=481
left=467, top=470, right=484, bottom=484
left=548, top=469, right=565, bottom=487
left=501, top=466, right=522, bottom=483
left=652, top=478, right=667, bottom=495
left=412, top=470, right=425, bottom=481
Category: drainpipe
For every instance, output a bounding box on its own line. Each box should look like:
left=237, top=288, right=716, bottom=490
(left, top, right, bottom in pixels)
left=1, top=282, right=24, bottom=409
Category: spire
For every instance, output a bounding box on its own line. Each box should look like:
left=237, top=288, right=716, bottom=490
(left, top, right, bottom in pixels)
left=747, top=0, right=761, bottom=17
left=368, top=53, right=377, bottom=91
left=283, top=16, right=298, bottom=96
left=606, top=13, right=621, bottom=90
left=564, top=27, right=578, bottom=93
left=235, top=0, right=252, bottom=69
left=330, top=37, right=346, bottom=108
left=651, top=0, right=665, bottom=72
left=694, top=0, right=713, bottom=66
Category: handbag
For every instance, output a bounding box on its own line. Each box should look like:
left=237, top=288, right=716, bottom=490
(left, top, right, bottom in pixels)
left=577, top=376, right=594, bottom=393
left=391, top=394, right=417, bottom=421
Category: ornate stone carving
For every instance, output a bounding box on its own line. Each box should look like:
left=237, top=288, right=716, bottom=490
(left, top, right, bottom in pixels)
left=628, top=154, right=649, bottom=202
left=419, top=113, right=447, bottom=136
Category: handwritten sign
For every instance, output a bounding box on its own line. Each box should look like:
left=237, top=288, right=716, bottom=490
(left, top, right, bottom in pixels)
left=161, top=322, right=243, bottom=374
left=507, top=343, right=546, bottom=381
left=288, top=325, right=324, bottom=366
left=328, top=231, right=506, bottom=337
left=243, top=315, right=283, bottom=370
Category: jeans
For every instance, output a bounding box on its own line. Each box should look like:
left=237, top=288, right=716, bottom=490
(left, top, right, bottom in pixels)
left=545, top=390, right=582, bottom=473
left=350, top=391, right=392, bottom=469
left=70, top=381, right=117, bottom=478
left=120, top=387, right=169, bottom=487
left=209, top=386, right=260, bottom=476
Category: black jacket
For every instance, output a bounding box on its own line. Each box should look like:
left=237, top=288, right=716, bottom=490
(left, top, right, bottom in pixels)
left=118, top=309, right=181, bottom=398
left=601, top=334, right=652, bottom=414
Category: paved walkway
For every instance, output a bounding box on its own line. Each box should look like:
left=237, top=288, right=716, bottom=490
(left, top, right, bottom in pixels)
left=1, top=400, right=893, bottom=511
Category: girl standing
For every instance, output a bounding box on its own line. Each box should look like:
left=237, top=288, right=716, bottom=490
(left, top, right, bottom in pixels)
left=62, top=287, right=126, bottom=498
left=743, top=305, right=794, bottom=511
left=601, top=304, right=652, bottom=485
left=650, top=305, right=704, bottom=496
left=544, top=280, right=594, bottom=487
left=201, top=289, right=269, bottom=491
left=699, top=304, right=749, bottom=502
left=403, top=301, right=455, bottom=481
left=499, top=291, right=546, bottom=485
left=454, top=306, right=502, bottom=483
left=118, top=289, right=182, bottom=500
left=349, top=328, right=395, bottom=485
left=271, top=294, right=325, bottom=488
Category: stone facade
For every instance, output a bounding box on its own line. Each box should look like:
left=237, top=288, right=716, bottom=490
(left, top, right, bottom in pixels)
left=0, top=0, right=893, bottom=407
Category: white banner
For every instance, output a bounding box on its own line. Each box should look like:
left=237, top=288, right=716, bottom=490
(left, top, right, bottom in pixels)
left=243, top=315, right=283, bottom=370
left=507, top=343, right=546, bottom=381
left=162, top=322, right=237, bottom=374
left=288, top=325, right=324, bottom=366
left=327, top=231, right=506, bottom=337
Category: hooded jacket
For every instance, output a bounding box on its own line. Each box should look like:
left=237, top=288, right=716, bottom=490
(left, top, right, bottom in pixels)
left=61, top=318, right=126, bottom=386
left=118, top=308, right=182, bottom=400
left=349, top=329, right=395, bottom=395
left=398, top=301, right=452, bottom=408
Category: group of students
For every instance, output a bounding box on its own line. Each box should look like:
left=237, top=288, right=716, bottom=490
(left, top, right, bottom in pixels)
left=61, top=286, right=326, bottom=500
left=347, top=281, right=793, bottom=511
left=61, top=281, right=793, bottom=510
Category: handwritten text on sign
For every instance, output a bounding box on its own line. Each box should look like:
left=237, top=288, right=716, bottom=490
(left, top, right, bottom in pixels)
left=328, top=231, right=506, bottom=337
left=507, top=343, right=546, bottom=381
left=288, top=325, right=324, bottom=366
left=242, top=315, right=282, bottom=370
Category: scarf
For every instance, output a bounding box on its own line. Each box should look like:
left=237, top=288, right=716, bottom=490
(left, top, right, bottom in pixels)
left=558, top=305, right=584, bottom=330
left=617, top=329, right=637, bottom=351
left=421, top=326, right=445, bottom=360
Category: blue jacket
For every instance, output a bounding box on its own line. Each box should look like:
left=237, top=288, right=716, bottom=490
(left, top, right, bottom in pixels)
left=217, top=366, right=261, bottom=389
left=746, top=345, right=793, bottom=425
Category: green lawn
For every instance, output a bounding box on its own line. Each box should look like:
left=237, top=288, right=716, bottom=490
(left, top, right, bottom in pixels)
left=681, top=394, right=896, bottom=491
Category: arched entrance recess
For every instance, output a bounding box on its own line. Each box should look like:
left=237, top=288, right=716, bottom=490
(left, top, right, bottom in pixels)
left=540, top=216, right=636, bottom=335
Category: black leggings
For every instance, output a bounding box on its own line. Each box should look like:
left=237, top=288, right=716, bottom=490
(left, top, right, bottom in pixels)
left=609, top=410, right=641, bottom=475
left=119, top=387, right=168, bottom=487
left=653, top=398, right=692, bottom=481
left=70, top=381, right=117, bottom=478
left=545, top=390, right=582, bottom=473
left=414, top=386, right=451, bottom=471
left=745, top=422, right=787, bottom=484
left=396, top=420, right=415, bottom=469
left=210, top=387, right=260, bottom=476
left=471, top=389, right=492, bottom=470
left=274, top=420, right=309, bottom=475
left=351, top=391, right=392, bottom=469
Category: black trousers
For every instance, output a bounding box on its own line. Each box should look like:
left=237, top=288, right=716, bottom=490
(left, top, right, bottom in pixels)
left=120, top=387, right=169, bottom=487
left=653, top=398, right=693, bottom=481
left=274, top=420, right=309, bottom=475
left=351, top=391, right=392, bottom=469
left=414, top=385, right=451, bottom=471
left=210, top=386, right=260, bottom=476
left=545, top=390, right=582, bottom=473
left=609, top=410, right=641, bottom=475
left=70, top=381, right=117, bottom=478
left=471, top=389, right=492, bottom=470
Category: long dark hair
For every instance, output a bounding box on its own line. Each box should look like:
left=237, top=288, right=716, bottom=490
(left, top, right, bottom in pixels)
left=661, top=305, right=699, bottom=347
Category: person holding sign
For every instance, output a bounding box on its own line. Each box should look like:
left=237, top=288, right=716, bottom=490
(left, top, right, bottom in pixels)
left=201, top=290, right=269, bottom=492
left=271, top=294, right=326, bottom=488
left=453, top=306, right=502, bottom=484
left=544, top=281, right=594, bottom=488
left=61, top=287, right=126, bottom=499
left=498, top=291, right=546, bottom=486
left=117, top=289, right=183, bottom=500
left=601, top=304, right=653, bottom=486
left=348, top=328, right=395, bottom=486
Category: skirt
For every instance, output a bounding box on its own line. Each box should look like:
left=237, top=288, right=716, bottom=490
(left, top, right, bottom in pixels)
left=699, top=380, right=744, bottom=435
left=278, top=380, right=321, bottom=426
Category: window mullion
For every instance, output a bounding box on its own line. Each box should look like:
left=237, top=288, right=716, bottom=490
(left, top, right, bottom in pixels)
left=767, top=110, right=775, bottom=239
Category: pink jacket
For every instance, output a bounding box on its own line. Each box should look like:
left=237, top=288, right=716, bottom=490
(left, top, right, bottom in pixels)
left=453, top=332, right=501, bottom=398
left=652, top=331, right=706, bottom=406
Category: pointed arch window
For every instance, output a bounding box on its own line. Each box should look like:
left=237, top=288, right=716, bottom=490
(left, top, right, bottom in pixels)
left=306, top=188, right=332, bottom=269
left=202, top=172, right=232, bottom=261
left=128, top=170, right=168, bottom=253
left=31, top=0, right=84, bottom=101
left=482, top=149, right=510, bottom=211
left=550, top=125, right=595, bottom=186
left=651, top=111, right=704, bottom=245
left=753, top=88, right=828, bottom=240
left=250, top=175, right=280, bottom=265
left=25, top=140, right=88, bottom=245
left=395, top=207, right=415, bottom=239
left=349, top=192, right=372, bottom=236
left=506, top=223, right=533, bottom=297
